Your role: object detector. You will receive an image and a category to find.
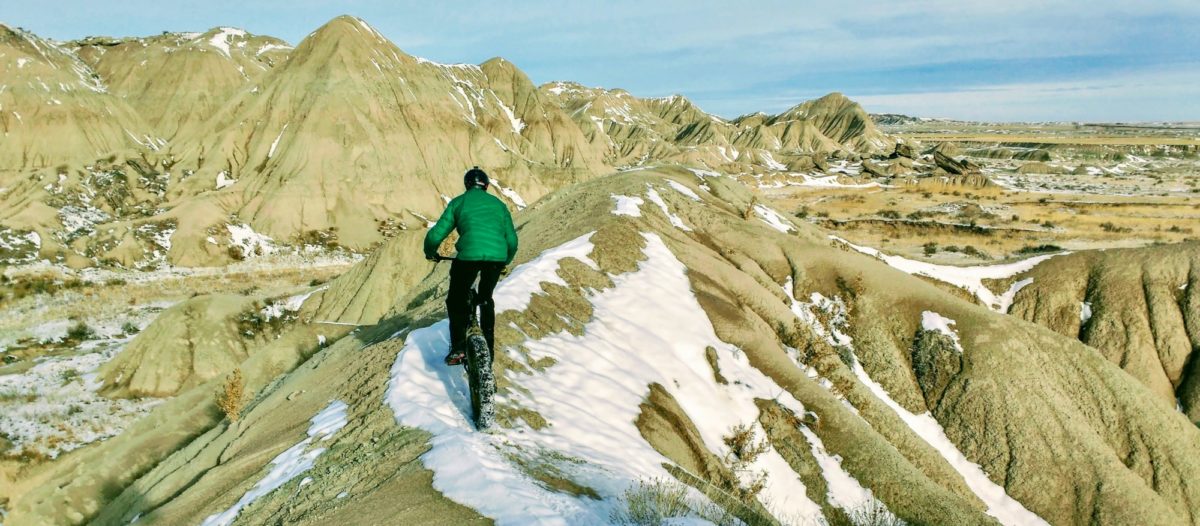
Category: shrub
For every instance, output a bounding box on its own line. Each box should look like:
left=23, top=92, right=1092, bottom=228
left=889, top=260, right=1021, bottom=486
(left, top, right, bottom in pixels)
left=1099, top=221, right=1131, bottom=233
left=877, top=209, right=901, bottom=220
left=847, top=500, right=906, bottom=526
left=610, top=479, right=692, bottom=525
left=121, top=322, right=139, bottom=335
left=1015, top=244, right=1063, bottom=255
left=922, top=242, right=938, bottom=256
left=721, top=424, right=769, bottom=500
left=961, top=245, right=990, bottom=259
left=65, top=321, right=95, bottom=341
left=723, top=424, right=769, bottom=464
left=217, top=369, right=246, bottom=422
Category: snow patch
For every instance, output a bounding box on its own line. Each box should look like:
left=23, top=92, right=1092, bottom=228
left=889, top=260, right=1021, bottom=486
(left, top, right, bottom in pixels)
left=666, top=179, right=702, bottom=201
left=201, top=400, right=349, bottom=526
left=645, top=186, right=690, bottom=231
left=921, top=311, right=963, bottom=353
left=611, top=194, right=644, bottom=217
left=761, top=151, right=787, bottom=171
left=226, top=223, right=275, bottom=258
left=850, top=358, right=1046, bottom=526
left=490, top=178, right=526, bottom=209
left=834, top=237, right=1061, bottom=312
left=1080, top=302, right=1093, bottom=324
left=215, top=171, right=236, bottom=190
left=267, top=123, right=288, bottom=159
left=493, top=232, right=598, bottom=313
left=208, top=27, right=246, bottom=58
left=753, top=204, right=794, bottom=233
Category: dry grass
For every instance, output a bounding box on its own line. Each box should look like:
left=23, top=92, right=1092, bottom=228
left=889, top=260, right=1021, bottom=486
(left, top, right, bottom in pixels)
left=899, top=133, right=1200, bottom=146
left=216, top=368, right=246, bottom=422
left=769, top=182, right=1199, bottom=262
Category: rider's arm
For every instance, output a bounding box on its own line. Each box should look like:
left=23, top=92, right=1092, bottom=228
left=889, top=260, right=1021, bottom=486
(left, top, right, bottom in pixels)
left=423, top=199, right=459, bottom=259
left=503, top=208, right=518, bottom=265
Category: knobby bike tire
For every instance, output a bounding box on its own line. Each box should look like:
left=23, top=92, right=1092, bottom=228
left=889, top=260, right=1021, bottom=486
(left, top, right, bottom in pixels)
left=466, top=333, right=496, bottom=430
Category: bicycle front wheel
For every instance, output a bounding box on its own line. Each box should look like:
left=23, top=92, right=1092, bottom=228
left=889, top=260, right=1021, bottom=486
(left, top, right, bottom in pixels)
left=466, top=333, right=496, bottom=430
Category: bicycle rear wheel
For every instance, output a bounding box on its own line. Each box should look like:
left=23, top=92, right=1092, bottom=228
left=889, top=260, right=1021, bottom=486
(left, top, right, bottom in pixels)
left=465, top=333, right=496, bottom=430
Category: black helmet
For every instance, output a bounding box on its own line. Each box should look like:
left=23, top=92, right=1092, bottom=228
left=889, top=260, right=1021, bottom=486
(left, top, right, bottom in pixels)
left=464, top=166, right=490, bottom=190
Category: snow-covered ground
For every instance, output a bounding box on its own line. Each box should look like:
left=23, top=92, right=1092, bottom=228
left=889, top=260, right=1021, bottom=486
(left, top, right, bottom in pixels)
left=610, top=194, right=644, bottom=217
left=832, top=236, right=1062, bottom=312
left=385, top=232, right=867, bottom=524
left=0, top=324, right=162, bottom=458
left=754, top=204, right=796, bottom=233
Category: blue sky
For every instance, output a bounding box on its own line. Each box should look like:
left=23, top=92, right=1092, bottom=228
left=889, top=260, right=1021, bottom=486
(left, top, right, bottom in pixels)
left=4, top=0, right=1198, bottom=122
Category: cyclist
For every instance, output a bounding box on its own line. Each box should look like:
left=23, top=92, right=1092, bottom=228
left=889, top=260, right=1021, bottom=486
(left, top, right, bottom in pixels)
left=424, top=167, right=518, bottom=366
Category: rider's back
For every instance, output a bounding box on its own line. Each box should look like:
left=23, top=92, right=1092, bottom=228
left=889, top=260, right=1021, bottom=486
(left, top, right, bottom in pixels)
left=425, top=187, right=517, bottom=264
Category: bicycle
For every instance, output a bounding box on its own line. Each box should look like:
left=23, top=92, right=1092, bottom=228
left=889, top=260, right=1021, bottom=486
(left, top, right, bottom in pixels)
left=433, top=255, right=496, bottom=430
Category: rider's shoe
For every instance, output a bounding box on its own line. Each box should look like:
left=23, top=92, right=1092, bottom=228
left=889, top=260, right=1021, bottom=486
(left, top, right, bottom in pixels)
left=444, top=343, right=467, bottom=366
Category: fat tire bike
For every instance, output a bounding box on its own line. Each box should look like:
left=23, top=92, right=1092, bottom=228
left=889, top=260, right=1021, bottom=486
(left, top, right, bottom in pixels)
left=434, top=256, right=496, bottom=430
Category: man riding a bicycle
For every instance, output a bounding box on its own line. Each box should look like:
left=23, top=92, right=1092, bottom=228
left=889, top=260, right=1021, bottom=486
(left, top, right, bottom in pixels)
left=424, top=167, right=518, bottom=366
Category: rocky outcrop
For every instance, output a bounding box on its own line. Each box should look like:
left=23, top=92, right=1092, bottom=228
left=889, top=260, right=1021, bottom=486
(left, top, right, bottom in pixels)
left=933, top=150, right=981, bottom=175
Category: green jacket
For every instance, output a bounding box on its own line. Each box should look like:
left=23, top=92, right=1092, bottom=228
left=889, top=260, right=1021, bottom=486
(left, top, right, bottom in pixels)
left=424, top=187, right=518, bottom=264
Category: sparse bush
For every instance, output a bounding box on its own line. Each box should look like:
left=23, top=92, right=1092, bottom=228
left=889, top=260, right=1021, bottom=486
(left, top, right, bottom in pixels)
left=610, top=479, right=692, bottom=525
left=65, top=321, right=95, bottom=341
left=611, top=479, right=740, bottom=526
left=723, top=424, right=769, bottom=463
left=227, top=245, right=246, bottom=261
left=721, top=424, right=769, bottom=500
left=960, top=245, right=990, bottom=260
left=1015, top=244, right=1063, bottom=255
left=121, top=322, right=139, bottom=335
left=846, top=500, right=906, bottom=526
left=309, top=278, right=327, bottom=287
left=59, top=368, right=80, bottom=385
left=1041, top=220, right=1056, bottom=229
left=1168, top=225, right=1193, bottom=234
left=1099, top=221, right=1132, bottom=233
left=216, top=369, right=246, bottom=422
left=922, top=242, right=938, bottom=256
left=877, top=209, right=901, bottom=220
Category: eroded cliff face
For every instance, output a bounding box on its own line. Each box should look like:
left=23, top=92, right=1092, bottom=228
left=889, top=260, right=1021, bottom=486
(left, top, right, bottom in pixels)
left=1007, top=243, right=1200, bottom=421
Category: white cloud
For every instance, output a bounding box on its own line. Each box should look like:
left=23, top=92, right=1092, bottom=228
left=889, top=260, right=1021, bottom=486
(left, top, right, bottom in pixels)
left=849, top=67, right=1200, bottom=122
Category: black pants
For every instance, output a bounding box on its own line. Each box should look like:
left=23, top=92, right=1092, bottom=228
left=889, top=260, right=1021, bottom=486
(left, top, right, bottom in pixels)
left=447, top=259, right=505, bottom=355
